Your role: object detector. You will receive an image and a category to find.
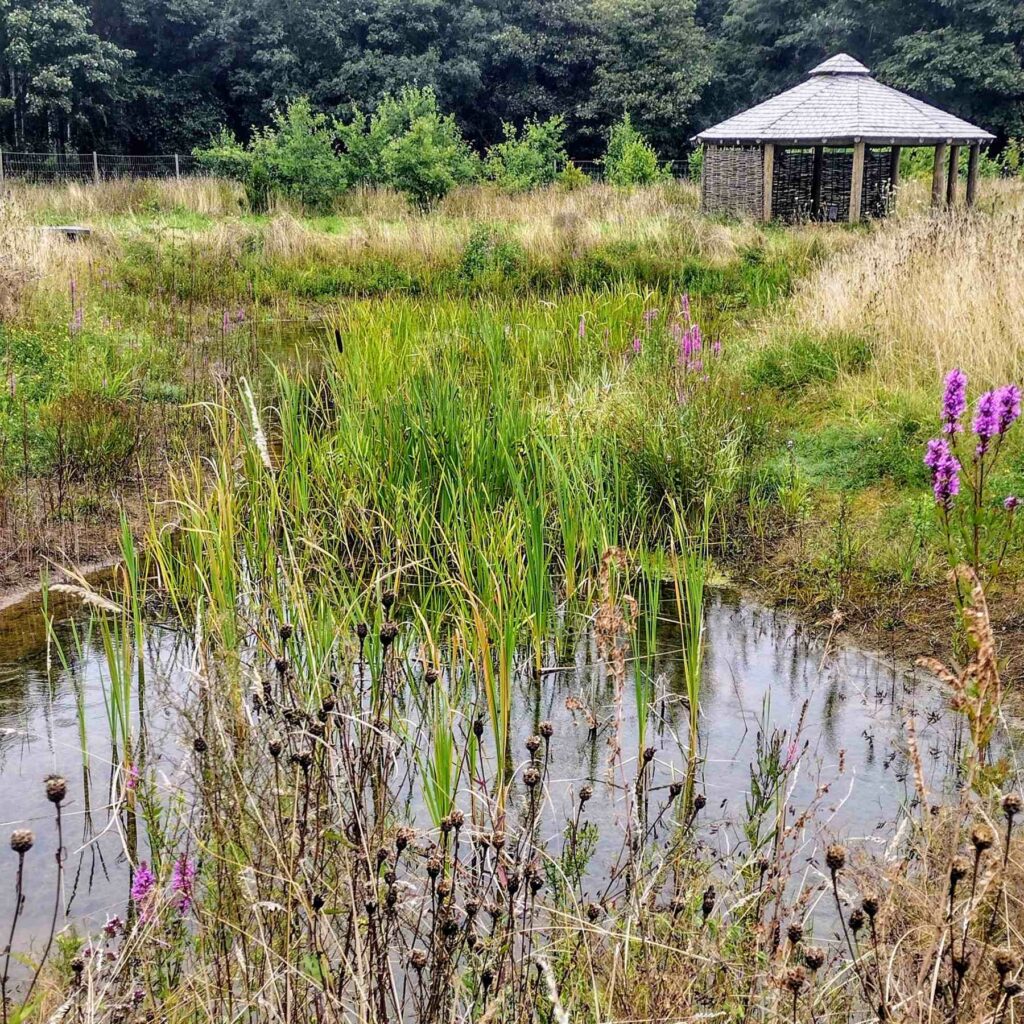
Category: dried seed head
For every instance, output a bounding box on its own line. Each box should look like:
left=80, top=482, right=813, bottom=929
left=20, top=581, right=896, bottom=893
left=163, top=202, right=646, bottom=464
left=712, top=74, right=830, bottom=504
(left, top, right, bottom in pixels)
left=950, top=855, right=971, bottom=885
left=409, top=949, right=428, bottom=971
left=862, top=892, right=880, bottom=918
left=290, top=750, right=312, bottom=771
left=426, top=857, right=441, bottom=880
left=694, top=792, right=707, bottom=811
left=586, top=903, right=601, bottom=922
left=529, top=874, right=543, bottom=894
left=44, top=774, right=67, bottom=805
left=505, top=872, right=520, bottom=895
left=321, top=696, right=335, bottom=714
left=473, top=718, right=484, bottom=739
left=579, top=785, right=593, bottom=804
left=825, top=844, right=846, bottom=873
left=436, top=879, right=452, bottom=900
left=701, top=885, right=716, bottom=918
left=447, top=808, right=464, bottom=830
left=849, top=908, right=865, bottom=933
left=972, top=823, right=996, bottom=854
left=952, top=955, right=970, bottom=979
left=1002, top=793, right=1022, bottom=819
left=10, top=829, right=34, bottom=854
left=192, top=736, right=208, bottom=754
left=525, top=735, right=541, bottom=755
left=490, top=831, right=506, bottom=851
left=1004, top=981, right=1023, bottom=998
left=464, top=899, right=479, bottom=917
left=380, top=621, right=398, bottom=647
left=480, top=966, right=494, bottom=990
left=783, top=967, right=806, bottom=994
left=355, top=623, right=368, bottom=640
left=268, top=738, right=283, bottom=759
left=279, top=623, right=293, bottom=642
left=669, top=782, right=683, bottom=800
left=787, top=922, right=804, bottom=945
left=994, top=951, right=1018, bottom=979
left=523, top=767, right=540, bottom=789
left=804, top=946, right=826, bottom=971
left=642, top=746, right=656, bottom=765
left=670, top=894, right=687, bottom=914
left=538, top=720, right=553, bottom=739
left=312, top=893, right=325, bottom=911
left=424, top=668, right=438, bottom=685
left=274, top=657, right=289, bottom=677
left=382, top=590, right=396, bottom=611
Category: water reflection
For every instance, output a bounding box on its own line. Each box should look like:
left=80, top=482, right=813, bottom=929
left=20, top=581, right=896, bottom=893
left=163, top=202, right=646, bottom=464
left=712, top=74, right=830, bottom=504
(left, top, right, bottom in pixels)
left=0, top=585, right=983, bottom=947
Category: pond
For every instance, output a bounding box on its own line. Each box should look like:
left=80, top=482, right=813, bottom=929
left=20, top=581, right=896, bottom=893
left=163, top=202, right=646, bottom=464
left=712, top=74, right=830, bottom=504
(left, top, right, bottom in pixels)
left=0, top=582, right=969, bottom=959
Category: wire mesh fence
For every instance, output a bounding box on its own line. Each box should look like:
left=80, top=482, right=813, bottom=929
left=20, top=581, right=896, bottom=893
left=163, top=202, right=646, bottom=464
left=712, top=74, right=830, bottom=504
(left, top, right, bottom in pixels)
left=0, top=151, right=203, bottom=184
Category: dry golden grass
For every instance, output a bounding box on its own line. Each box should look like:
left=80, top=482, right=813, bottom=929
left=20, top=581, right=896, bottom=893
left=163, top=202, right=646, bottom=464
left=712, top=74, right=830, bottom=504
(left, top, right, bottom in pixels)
left=7, top=177, right=243, bottom=220
left=790, top=179, right=1024, bottom=387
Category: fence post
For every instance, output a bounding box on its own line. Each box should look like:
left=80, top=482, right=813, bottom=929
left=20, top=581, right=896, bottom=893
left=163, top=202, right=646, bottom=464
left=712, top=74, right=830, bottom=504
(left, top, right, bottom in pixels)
left=0, top=149, right=4, bottom=188
left=92, top=151, right=100, bottom=184
left=174, top=154, right=180, bottom=180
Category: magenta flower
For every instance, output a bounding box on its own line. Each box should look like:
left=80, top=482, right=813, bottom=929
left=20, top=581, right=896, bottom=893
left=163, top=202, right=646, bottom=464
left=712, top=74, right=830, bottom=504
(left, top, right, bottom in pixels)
left=941, top=368, right=967, bottom=434
left=925, top=438, right=961, bottom=509
left=1004, top=495, right=1019, bottom=511
left=642, top=308, right=658, bottom=327
left=679, top=293, right=691, bottom=324
left=631, top=336, right=641, bottom=355
left=171, top=856, right=197, bottom=914
left=125, top=763, right=139, bottom=791
left=974, top=384, right=1021, bottom=455
left=131, top=861, right=156, bottom=921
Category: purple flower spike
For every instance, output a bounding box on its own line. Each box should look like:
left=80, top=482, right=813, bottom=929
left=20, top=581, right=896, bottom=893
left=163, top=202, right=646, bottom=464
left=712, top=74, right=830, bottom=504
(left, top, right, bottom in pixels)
left=171, top=856, right=197, bottom=914
left=996, top=384, right=1021, bottom=434
left=1004, top=495, right=1019, bottom=512
left=131, top=861, right=157, bottom=921
left=941, top=368, right=967, bottom=434
left=924, top=438, right=961, bottom=510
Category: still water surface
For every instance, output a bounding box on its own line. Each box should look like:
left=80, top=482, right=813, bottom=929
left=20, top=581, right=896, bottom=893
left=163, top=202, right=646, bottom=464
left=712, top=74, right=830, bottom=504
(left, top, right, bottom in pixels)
left=0, top=586, right=989, bottom=949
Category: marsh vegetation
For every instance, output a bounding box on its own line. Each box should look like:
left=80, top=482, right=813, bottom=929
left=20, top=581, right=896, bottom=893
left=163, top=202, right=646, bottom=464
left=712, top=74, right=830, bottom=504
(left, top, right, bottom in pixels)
left=0, top=174, right=1023, bottom=1023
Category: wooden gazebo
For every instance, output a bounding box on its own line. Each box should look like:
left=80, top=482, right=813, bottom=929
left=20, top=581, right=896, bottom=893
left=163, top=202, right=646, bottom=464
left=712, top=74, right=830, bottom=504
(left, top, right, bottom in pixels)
left=694, top=54, right=995, bottom=222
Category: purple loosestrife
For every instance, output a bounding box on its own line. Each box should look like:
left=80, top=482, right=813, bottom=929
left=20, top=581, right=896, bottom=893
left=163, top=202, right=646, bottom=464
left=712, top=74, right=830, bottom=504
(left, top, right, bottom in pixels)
left=171, top=856, right=197, bottom=914
left=924, top=438, right=961, bottom=510
left=972, top=385, right=1019, bottom=455
left=941, top=368, right=968, bottom=434
left=1005, top=495, right=1019, bottom=511
left=131, top=861, right=156, bottom=922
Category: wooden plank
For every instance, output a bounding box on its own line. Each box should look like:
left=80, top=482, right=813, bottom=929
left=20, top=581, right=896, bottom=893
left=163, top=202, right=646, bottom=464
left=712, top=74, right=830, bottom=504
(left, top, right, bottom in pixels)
left=762, top=143, right=774, bottom=222
left=946, top=145, right=960, bottom=206
left=966, top=144, right=980, bottom=207
left=811, top=145, right=823, bottom=218
left=931, top=144, right=948, bottom=207
left=849, top=141, right=865, bottom=223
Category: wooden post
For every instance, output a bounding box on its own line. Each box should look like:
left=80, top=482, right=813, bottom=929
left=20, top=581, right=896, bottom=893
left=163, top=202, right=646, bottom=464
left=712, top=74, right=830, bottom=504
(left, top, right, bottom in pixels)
left=174, top=153, right=181, bottom=180
left=849, top=141, right=865, bottom=223
left=0, top=149, right=5, bottom=188
left=762, top=143, right=775, bottom=222
left=966, top=144, right=980, bottom=207
left=92, top=151, right=100, bottom=184
left=811, top=145, right=823, bottom=218
left=888, top=145, right=901, bottom=209
left=931, top=143, right=947, bottom=207
left=946, top=144, right=960, bottom=206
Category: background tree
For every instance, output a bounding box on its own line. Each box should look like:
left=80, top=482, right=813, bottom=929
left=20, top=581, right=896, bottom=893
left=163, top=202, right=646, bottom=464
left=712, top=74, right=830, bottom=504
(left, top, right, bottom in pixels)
left=0, top=0, right=129, bottom=149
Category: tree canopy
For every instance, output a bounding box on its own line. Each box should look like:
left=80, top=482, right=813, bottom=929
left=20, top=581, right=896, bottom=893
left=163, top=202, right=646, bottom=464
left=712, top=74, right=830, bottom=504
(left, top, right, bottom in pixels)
left=0, top=0, right=1020, bottom=156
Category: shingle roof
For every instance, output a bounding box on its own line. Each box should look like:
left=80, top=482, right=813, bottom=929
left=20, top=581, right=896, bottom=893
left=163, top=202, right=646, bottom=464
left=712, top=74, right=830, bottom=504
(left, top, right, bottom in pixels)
left=695, top=54, right=995, bottom=146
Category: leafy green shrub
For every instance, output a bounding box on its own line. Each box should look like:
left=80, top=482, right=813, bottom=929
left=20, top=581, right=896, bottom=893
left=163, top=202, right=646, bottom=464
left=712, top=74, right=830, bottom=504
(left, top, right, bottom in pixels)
left=193, top=128, right=253, bottom=181
left=458, top=226, right=527, bottom=285
left=688, top=147, right=703, bottom=182
left=604, top=114, right=665, bottom=186
left=745, top=332, right=872, bottom=393
left=899, top=145, right=1003, bottom=181
left=485, top=117, right=567, bottom=192
left=558, top=161, right=589, bottom=192
left=338, top=88, right=479, bottom=207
